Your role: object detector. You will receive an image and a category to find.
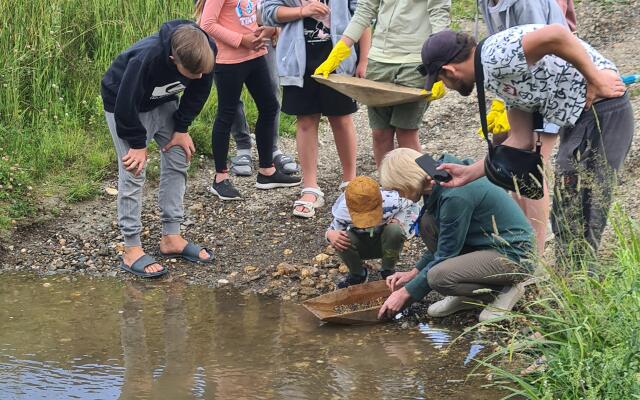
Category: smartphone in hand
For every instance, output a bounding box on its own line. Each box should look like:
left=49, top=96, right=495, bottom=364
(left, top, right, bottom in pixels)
left=415, top=154, right=451, bottom=182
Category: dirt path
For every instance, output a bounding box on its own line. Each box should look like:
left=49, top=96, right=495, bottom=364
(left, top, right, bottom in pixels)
left=1, top=1, right=638, bottom=316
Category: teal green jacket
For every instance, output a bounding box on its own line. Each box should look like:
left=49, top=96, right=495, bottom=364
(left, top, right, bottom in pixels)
left=404, top=155, right=534, bottom=301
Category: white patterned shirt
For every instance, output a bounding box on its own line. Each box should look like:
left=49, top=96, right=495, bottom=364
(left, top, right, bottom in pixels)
left=482, top=24, right=618, bottom=127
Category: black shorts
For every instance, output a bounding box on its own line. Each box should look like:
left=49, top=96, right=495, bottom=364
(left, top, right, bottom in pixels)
left=281, top=72, right=358, bottom=117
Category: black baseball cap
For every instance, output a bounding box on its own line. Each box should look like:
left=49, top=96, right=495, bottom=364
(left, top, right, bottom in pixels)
left=417, top=30, right=471, bottom=91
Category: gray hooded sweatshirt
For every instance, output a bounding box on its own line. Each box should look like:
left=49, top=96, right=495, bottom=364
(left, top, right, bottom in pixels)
left=261, top=0, right=358, bottom=87
left=479, top=0, right=567, bottom=35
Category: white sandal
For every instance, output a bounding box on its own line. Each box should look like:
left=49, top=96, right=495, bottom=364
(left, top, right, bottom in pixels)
left=292, top=187, right=325, bottom=218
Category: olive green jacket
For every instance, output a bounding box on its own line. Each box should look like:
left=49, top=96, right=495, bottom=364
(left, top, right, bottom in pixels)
left=343, top=0, right=451, bottom=64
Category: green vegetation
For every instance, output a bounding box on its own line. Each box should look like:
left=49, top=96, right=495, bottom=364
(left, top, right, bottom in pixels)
left=451, top=0, right=477, bottom=21
left=451, top=0, right=477, bottom=30
left=0, top=0, right=294, bottom=227
left=0, top=148, right=34, bottom=226
left=478, top=209, right=640, bottom=399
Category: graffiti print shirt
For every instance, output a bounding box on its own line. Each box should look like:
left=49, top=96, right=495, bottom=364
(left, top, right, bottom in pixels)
left=482, top=24, right=617, bottom=127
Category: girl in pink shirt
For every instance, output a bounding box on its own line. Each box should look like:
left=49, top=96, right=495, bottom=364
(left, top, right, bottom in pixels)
left=196, top=0, right=301, bottom=200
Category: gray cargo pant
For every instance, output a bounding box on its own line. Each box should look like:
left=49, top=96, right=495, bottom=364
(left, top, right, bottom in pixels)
left=419, top=213, right=529, bottom=298
left=552, top=93, right=634, bottom=260
left=105, top=101, right=187, bottom=247
left=231, top=42, right=280, bottom=152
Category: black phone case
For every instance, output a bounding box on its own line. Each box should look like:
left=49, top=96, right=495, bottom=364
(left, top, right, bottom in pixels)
left=415, top=154, right=452, bottom=182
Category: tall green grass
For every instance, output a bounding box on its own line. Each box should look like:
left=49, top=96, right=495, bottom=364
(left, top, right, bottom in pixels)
left=478, top=208, right=640, bottom=399
left=0, top=0, right=293, bottom=227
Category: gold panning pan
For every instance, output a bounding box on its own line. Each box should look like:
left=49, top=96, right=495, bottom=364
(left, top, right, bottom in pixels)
left=312, top=74, right=429, bottom=107
left=302, top=280, right=391, bottom=325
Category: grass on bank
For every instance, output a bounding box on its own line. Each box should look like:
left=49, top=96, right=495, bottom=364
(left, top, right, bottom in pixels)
left=476, top=208, right=640, bottom=399
left=452, top=0, right=477, bottom=21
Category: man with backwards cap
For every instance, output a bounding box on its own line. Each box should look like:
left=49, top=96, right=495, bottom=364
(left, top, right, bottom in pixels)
left=418, top=25, right=634, bottom=260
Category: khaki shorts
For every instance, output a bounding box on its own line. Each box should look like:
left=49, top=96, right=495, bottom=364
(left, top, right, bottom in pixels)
left=365, top=59, right=429, bottom=130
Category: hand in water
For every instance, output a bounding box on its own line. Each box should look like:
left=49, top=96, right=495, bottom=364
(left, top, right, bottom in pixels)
left=378, top=287, right=411, bottom=320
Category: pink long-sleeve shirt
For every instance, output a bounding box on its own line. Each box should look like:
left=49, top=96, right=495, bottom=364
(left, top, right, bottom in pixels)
left=200, top=0, right=267, bottom=64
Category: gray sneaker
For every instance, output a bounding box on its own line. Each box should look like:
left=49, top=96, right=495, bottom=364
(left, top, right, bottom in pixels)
left=209, top=178, right=242, bottom=201
left=273, top=153, right=299, bottom=175
left=230, top=154, right=253, bottom=176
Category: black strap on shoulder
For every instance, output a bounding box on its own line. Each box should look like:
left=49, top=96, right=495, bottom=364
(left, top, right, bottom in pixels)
left=474, top=38, right=492, bottom=152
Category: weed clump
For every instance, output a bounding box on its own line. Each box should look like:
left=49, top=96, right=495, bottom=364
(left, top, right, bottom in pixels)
left=0, top=149, right=34, bottom=227
left=475, top=209, right=640, bottom=399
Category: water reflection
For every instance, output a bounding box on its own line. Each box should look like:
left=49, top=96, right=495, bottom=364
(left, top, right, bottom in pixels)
left=119, top=283, right=194, bottom=399
left=0, top=274, right=502, bottom=399
left=417, top=323, right=453, bottom=349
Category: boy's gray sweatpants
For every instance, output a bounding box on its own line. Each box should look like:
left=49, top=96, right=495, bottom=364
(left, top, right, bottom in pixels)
left=105, top=101, right=187, bottom=247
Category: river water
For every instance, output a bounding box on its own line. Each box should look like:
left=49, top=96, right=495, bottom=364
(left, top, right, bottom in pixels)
left=0, top=274, right=503, bottom=399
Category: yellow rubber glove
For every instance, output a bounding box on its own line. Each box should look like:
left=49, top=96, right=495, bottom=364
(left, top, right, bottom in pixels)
left=314, top=40, right=351, bottom=78
left=420, top=81, right=446, bottom=102
left=477, top=99, right=510, bottom=139
left=490, top=99, right=510, bottom=133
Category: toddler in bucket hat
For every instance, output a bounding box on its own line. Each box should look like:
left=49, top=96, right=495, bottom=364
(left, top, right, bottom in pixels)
left=345, top=176, right=384, bottom=229
left=326, top=176, right=420, bottom=289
